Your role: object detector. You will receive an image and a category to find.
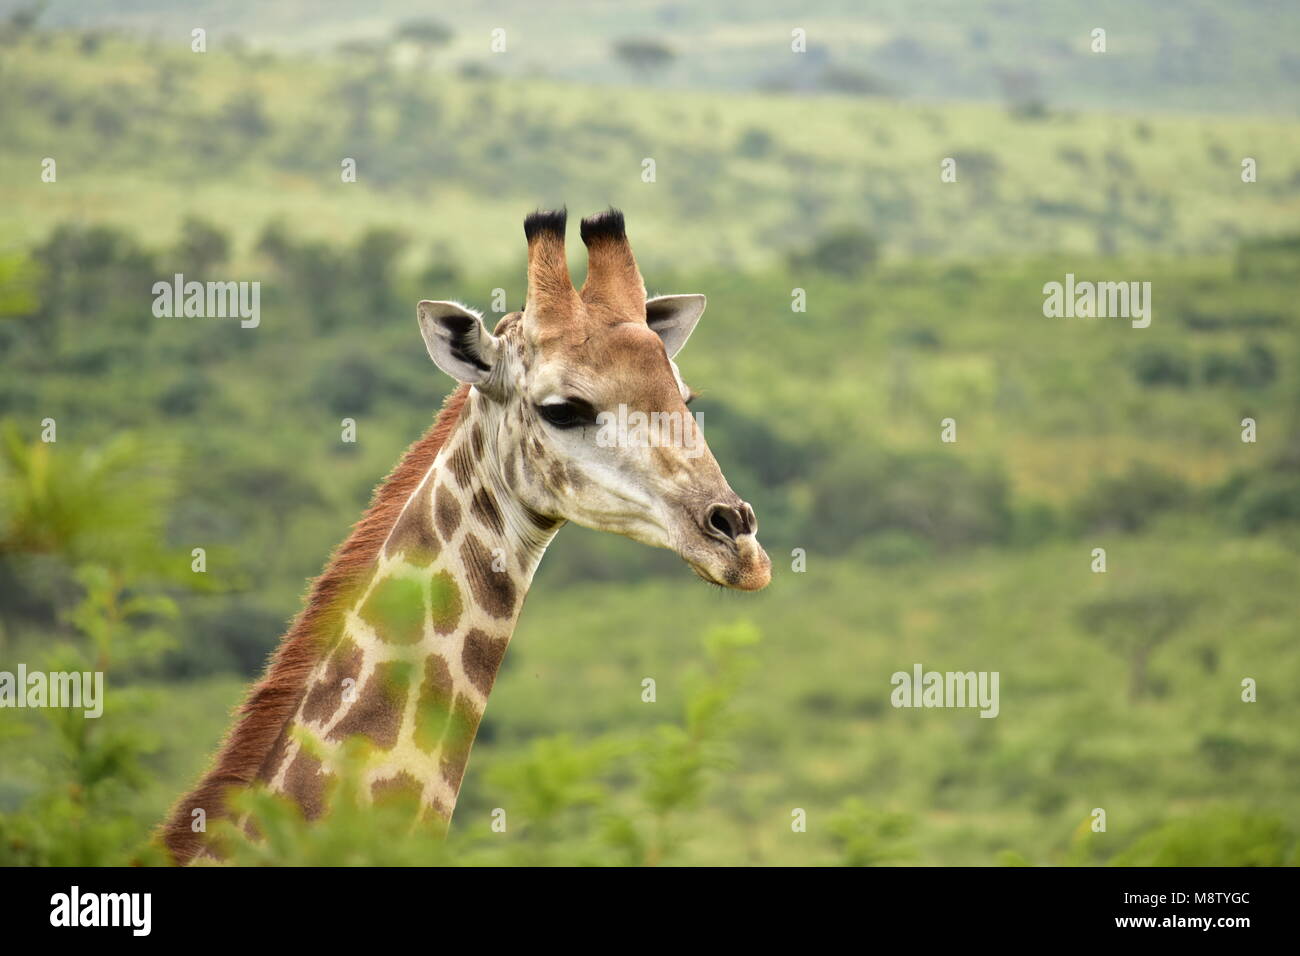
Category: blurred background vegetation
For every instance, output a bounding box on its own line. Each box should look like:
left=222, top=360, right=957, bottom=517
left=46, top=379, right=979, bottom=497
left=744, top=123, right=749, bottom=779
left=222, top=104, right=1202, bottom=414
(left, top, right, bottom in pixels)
left=0, top=2, right=1297, bottom=865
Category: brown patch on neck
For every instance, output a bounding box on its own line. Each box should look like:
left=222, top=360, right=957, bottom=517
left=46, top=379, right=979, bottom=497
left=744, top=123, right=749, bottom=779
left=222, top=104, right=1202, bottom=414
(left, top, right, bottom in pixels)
left=371, top=771, right=424, bottom=809
left=326, top=659, right=410, bottom=750
left=384, top=480, right=439, bottom=566
left=300, top=637, right=363, bottom=725
left=283, top=748, right=333, bottom=821
left=460, top=533, right=517, bottom=619
left=157, top=383, right=472, bottom=865
left=461, top=628, right=509, bottom=695
left=471, top=486, right=505, bottom=536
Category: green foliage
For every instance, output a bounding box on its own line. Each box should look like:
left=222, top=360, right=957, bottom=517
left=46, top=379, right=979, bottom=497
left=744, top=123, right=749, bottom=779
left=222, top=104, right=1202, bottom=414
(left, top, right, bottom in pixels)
left=209, top=623, right=764, bottom=866
left=0, top=252, right=41, bottom=319
left=12, top=1, right=1300, bottom=113
left=1236, top=234, right=1300, bottom=278
left=1217, top=469, right=1300, bottom=534
left=1133, top=343, right=1279, bottom=389
left=788, top=226, right=880, bottom=278
left=612, top=38, right=676, bottom=75
left=0, top=429, right=190, bottom=865
left=393, top=18, right=453, bottom=51
left=1075, top=590, right=1197, bottom=701
left=1, top=24, right=1298, bottom=867
left=0, top=578, right=173, bottom=865
left=3, top=220, right=1298, bottom=862
left=813, top=448, right=1012, bottom=554
left=1131, top=345, right=1192, bottom=388
left=827, top=799, right=914, bottom=866
left=1203, top=343, right=1278, bottom=389
left=208, top=736, right=456, bottom=867
left=6, top=32, right=1298, bottom=270
left=1108, top=809, right=1297, bottom=867
left=174, top=216, right=231, bottom=276
left=1070, top=462, right=1189, bottom=535
left=0, top=423, right=181, bottom=576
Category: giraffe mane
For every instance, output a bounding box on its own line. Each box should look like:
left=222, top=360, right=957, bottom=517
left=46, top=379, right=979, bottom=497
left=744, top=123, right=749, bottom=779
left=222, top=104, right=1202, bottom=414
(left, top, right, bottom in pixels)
left=158, top=383, right=472, bottom=864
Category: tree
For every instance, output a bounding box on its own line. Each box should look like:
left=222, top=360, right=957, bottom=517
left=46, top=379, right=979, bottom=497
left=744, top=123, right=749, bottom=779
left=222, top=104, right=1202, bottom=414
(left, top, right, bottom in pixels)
left=1076, top=591, right=1197, bottom=701
left=395, top=18, right=453, bottom=70
left=788, top=225, right=880, bottom=278
left=174, top=216, right=230, bottom=277
left=353, top=227, right=409, bottom=315
left=612, top=38, right=676, bottom=75
left=995, top=68, right=1047, bottom=119
left=222, top=89, right=271, bottom=140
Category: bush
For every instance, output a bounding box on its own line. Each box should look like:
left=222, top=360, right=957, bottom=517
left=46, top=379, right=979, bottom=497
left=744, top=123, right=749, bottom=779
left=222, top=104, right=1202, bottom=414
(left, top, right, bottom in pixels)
left=788, top=226, right=880, bottom=278
left=1202, top=343, right=1278, bottom=388
left=0, top=429, right=188, bottom=864
left=32, top=223, right=158, bottom=342
left=1131, top=346, right=1191, bottom=387
left=1109, top=808, right=1296, bottom=866
left=208, top=622, right=763, bottom=866
left=1216, top=467, right=1300, bottom=533
left=173, top=216, right=231, bottom=276
left=811, top=449, right=1012, bottom=553
left=1071, top=462, right=1189, bottom=534
left=734, top=126, right=773, bottom=159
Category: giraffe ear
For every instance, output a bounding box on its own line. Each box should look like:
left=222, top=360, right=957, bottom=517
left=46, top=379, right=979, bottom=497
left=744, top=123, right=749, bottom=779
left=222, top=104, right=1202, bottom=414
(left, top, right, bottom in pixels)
left=646, top=294, right=706, bottom=358
left=417, top=300, right=502, bottom=388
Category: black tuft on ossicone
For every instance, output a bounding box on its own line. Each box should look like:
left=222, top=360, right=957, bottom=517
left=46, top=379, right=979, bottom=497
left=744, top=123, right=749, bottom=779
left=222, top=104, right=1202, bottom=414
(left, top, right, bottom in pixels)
left=523, top=207, right=567, bottom=242
left=579, top=207, right=626, bottom=245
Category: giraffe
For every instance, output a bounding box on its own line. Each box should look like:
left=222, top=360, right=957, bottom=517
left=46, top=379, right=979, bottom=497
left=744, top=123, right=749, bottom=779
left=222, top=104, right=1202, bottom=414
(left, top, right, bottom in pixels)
left=160, top=208, right=770, bottom=863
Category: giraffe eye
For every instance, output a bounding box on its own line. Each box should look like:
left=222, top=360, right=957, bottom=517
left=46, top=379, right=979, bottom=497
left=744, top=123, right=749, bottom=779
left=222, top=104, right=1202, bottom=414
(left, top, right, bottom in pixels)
left=536, top=401, right=594, bottom=429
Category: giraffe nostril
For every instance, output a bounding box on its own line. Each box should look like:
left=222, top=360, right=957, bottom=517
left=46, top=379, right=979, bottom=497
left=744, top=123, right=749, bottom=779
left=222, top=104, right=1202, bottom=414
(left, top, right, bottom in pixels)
left=738, top=502, right=757, bottom=536
left=706, top=504, right=742, bottom=541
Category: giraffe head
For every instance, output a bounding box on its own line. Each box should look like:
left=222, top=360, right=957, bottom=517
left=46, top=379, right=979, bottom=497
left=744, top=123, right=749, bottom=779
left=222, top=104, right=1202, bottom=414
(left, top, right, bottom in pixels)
left=416, top=208, right=770, bottom=591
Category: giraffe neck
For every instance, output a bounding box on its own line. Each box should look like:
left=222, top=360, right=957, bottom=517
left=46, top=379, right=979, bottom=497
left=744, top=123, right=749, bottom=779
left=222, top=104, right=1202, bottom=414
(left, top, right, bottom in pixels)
left=260, top=388, right=560, bottom=823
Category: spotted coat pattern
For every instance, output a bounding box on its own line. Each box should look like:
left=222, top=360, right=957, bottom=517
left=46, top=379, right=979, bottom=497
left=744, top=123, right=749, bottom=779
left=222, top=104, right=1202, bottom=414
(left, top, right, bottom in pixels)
left=261, top=383, right=559, bottom=823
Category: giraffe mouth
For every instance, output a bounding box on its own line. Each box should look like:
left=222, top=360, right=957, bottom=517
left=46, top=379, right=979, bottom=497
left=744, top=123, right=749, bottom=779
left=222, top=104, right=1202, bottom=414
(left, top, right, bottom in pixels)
left=671, top=497, right=769, bottom=590
left=682, top=532, right=771, bottom=591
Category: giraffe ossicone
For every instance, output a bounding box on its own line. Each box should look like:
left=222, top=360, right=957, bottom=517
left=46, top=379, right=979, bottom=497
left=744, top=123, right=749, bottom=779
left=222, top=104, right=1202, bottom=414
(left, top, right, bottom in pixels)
left=161, top=207, right=770, bottom=863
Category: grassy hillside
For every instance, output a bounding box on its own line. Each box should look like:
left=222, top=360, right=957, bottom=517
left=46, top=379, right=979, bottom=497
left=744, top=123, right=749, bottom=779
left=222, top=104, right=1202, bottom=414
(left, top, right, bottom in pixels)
left=3, top=33, right=1299, bottom=273
left=1, top=20, right=1298, bottom=866
left=3, top=226, right=1298, bottom=863
left=20, top=0, right=1300, bottom=114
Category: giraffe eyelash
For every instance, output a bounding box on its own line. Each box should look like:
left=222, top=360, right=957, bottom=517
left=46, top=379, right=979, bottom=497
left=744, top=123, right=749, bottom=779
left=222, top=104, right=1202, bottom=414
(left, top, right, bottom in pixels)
left=536, top=399, right=596, bottom=429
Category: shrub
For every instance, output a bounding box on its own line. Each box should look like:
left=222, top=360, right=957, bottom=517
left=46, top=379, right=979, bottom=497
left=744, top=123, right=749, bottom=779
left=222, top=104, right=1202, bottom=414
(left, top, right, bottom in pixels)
left=788, top=226, right=880, bottom=278
left=1216, top=467, right=1300, bottom=533
left=1071, top=462, right=1189, bottom=534
left=208, top=622, right=764, bottom=866
left=1202, top=343, right=1277, bottom=388
left=811, top=449, right=1012, bottom=553
left=1132, top=346, right=1191, bottom=387
left=1109, top=808, right=1296, bottom=866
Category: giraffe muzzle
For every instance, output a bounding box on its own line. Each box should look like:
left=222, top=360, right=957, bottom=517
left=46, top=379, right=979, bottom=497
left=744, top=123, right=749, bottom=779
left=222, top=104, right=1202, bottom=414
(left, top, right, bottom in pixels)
left=689, top=499, right=769, bottom=590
